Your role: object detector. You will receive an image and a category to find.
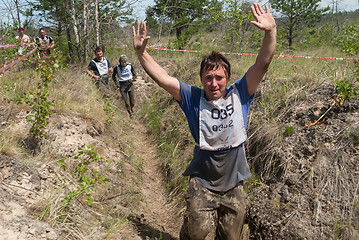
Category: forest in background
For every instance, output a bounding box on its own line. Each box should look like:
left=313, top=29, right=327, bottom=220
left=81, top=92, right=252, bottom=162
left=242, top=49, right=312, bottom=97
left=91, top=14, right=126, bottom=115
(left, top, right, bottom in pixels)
left=1, top=0, right=359, bottom=62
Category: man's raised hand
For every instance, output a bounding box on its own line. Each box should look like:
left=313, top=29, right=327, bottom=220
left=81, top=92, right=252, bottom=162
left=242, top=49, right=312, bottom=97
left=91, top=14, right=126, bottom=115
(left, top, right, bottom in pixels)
left=250, top=3, right=276, bottom=32
left=132, top=20, right=151, bottom=53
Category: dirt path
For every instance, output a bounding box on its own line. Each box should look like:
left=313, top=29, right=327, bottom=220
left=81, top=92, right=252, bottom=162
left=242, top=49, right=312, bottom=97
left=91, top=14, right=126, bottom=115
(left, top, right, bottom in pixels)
left=129, top=118, right=182, bottom=239
left=127, top=73, right=182, bottom=239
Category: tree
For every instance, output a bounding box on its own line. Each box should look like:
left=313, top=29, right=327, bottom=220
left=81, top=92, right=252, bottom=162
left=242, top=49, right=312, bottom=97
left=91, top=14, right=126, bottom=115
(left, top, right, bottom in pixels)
left=329, top=0, right=344, bottom=14
left=32, top=0, right=74, bottom=59
left=148, top=0, right=222, bottom=49
left=211, top=0, right=256, bottom=52
left=271, top=0, right=330, bottom=49
left=69, top=0, right=81, bottom=60
left=32, top=0, right=137, bottom=61
left=0, top=0, right=33, bottom=27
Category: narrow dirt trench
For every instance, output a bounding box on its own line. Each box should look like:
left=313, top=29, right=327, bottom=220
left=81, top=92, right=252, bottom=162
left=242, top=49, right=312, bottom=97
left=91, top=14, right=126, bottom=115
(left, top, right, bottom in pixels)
left=127, top=71, right=183, bottom=239
left=128, top=117, right=182, bottom=239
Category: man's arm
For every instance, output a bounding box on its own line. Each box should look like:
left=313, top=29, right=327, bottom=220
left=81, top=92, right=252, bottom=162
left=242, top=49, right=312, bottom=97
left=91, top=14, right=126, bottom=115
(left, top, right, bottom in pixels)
left=112, top=66, right=119, bottom=88
left=49, top=37, right=55, bottom=49
left=35, top=37, right=40, bottom=47
left=133, top=20, right=181, bottom=102
left=86, top=69, right=99, bottom=79
left=131, top=65, right=137, bottom=80
left=107, top=59, right=113, bottom=73
left=86, top=64, right=100, bottom=80
left=246, top=3, right=277, bottom=97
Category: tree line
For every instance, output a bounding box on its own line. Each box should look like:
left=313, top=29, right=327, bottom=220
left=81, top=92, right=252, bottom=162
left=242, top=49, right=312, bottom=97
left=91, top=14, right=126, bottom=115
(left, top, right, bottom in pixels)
left=1, top=0, right=358, bottom=63
left=1, top=0, right=137, bottom=62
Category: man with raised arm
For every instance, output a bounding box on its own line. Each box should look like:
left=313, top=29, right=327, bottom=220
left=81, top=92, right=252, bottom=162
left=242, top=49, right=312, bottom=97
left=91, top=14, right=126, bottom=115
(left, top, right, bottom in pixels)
left=133, top=3, right=276, bottom=239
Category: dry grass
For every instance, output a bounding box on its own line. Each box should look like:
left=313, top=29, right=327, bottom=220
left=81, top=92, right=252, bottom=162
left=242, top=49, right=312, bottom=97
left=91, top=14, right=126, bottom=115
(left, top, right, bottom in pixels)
left=0, top=126, right=26, bottom=155
left=50, top=65, right=108, bottom=122
left=0, top=59, right=150, bottom=238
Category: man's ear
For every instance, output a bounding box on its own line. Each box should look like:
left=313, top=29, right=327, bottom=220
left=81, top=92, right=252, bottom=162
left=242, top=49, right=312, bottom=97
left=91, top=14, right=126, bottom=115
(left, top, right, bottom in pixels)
left=226, top=72, right=230, bottom=83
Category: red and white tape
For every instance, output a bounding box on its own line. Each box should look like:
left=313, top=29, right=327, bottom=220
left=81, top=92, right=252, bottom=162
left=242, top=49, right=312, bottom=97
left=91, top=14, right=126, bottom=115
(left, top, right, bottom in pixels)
left=146, top=46, right=199, bottom=53
left=0, top=42, right=36, bottom=49
left=146, top=46, right=359, bottom=61
left=0, top=46, right=38, bottom=74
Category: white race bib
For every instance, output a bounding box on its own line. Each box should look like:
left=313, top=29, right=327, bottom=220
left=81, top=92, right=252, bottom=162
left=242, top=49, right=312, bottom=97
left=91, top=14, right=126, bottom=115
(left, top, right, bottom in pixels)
left=92, top=57, right=109, bottom=76
left=117, top=64, right=132, bottom=82
left=38, top=36, right=50, bottom=50
left=199, top=87, right=247, bottom=151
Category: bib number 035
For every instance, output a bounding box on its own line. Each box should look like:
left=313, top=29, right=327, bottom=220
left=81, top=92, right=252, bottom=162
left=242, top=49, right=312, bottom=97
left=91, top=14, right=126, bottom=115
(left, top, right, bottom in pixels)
left=211, top=104, right=234, bottom=132
left=211, top=104, right=234, bottom=120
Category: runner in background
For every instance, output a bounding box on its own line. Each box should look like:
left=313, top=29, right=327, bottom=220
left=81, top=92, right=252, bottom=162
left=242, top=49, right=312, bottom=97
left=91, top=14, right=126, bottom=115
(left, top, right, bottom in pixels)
left=15, top=27, right=31, bottom=55
left=35, top=28, right=55, bottom=58
left=112, top=54, right=137, bottom=117
left=86, top=46, right=113, bottom=96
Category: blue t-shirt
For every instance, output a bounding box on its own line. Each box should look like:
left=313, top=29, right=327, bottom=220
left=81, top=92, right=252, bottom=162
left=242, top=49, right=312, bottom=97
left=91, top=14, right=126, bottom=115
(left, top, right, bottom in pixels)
left=178, top=74, right=254, bottom=192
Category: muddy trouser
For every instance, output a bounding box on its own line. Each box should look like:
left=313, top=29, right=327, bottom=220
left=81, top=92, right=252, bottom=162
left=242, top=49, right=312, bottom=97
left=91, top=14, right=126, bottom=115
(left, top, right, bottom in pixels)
left=39, top=49, right=51, bottom=59
left=94, top=75, right=111, bottom=95
left=94, top=74, right=110, bottom=89
left=180, top=178, right=247, bottom=240
left=119, top=80, right=135, bottom=114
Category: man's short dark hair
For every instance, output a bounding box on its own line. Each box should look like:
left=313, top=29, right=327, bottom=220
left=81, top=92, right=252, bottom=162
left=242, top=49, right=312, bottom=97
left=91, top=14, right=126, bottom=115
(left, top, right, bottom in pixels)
left=39, top=28, right=45, bottom=32
left=94, top=46, right=103, bottom=52
left=200, top=51, right=231, bottom=80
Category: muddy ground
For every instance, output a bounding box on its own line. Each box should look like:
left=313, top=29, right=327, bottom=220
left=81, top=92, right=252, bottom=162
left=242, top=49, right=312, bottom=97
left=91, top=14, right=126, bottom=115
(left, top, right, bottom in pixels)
left=0, top=69, right=182, bottom=239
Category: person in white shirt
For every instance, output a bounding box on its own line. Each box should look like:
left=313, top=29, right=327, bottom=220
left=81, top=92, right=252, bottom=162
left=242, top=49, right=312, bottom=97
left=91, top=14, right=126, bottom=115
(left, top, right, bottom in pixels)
left=86, top=47, right=113, bottom=94
left=15, top=27, right=31, bottom=55
left=112, top=54, right=137, bottom=117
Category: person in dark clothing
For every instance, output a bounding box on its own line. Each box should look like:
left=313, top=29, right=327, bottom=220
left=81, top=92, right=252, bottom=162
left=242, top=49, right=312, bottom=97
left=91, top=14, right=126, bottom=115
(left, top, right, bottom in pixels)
left=112, top=54, right=137, bottom=117
left=86, top=47, right=113, bottom=95
left=35, top=28, right=54, bottom=58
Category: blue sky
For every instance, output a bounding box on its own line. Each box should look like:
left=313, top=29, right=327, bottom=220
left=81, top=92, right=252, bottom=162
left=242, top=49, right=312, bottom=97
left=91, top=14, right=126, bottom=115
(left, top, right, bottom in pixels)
left=135, top=0, right=359, bottom=19
left=133, top=0, right=154, bottom=20
left=1, top=0, right=358, bottom=25
left=320, top=0, right=359, bottom=11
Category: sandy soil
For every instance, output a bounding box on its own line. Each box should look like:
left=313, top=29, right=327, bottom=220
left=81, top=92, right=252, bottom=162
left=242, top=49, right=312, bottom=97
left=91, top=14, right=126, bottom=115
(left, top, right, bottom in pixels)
left=0, top=69, right=182, bottom=239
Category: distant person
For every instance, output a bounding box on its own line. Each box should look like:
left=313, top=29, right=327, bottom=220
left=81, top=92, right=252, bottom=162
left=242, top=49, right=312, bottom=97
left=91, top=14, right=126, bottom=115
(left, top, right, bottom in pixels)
left=112, top=54, right=137, bottom=117
left=35, top=28, right=55, bottom=58
left=15, top=27, right=31, bottom=55
left=133, top=3, right=276, bottom=239
left=86, top=47, right=113, bottom=94
left=15, top=27, right=30, bottom=44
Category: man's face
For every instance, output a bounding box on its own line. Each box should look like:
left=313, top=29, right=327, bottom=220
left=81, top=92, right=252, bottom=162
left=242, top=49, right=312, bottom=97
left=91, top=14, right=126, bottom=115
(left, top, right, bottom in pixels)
left=120, top=61, right=127, bottom=66
left=19, top=29, right=24, bottom=34
left=39, top=30, right=46, bottom=37
left=201, top=66, right=228, bottom=100
left=95, top=50, right=103, bottom=59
